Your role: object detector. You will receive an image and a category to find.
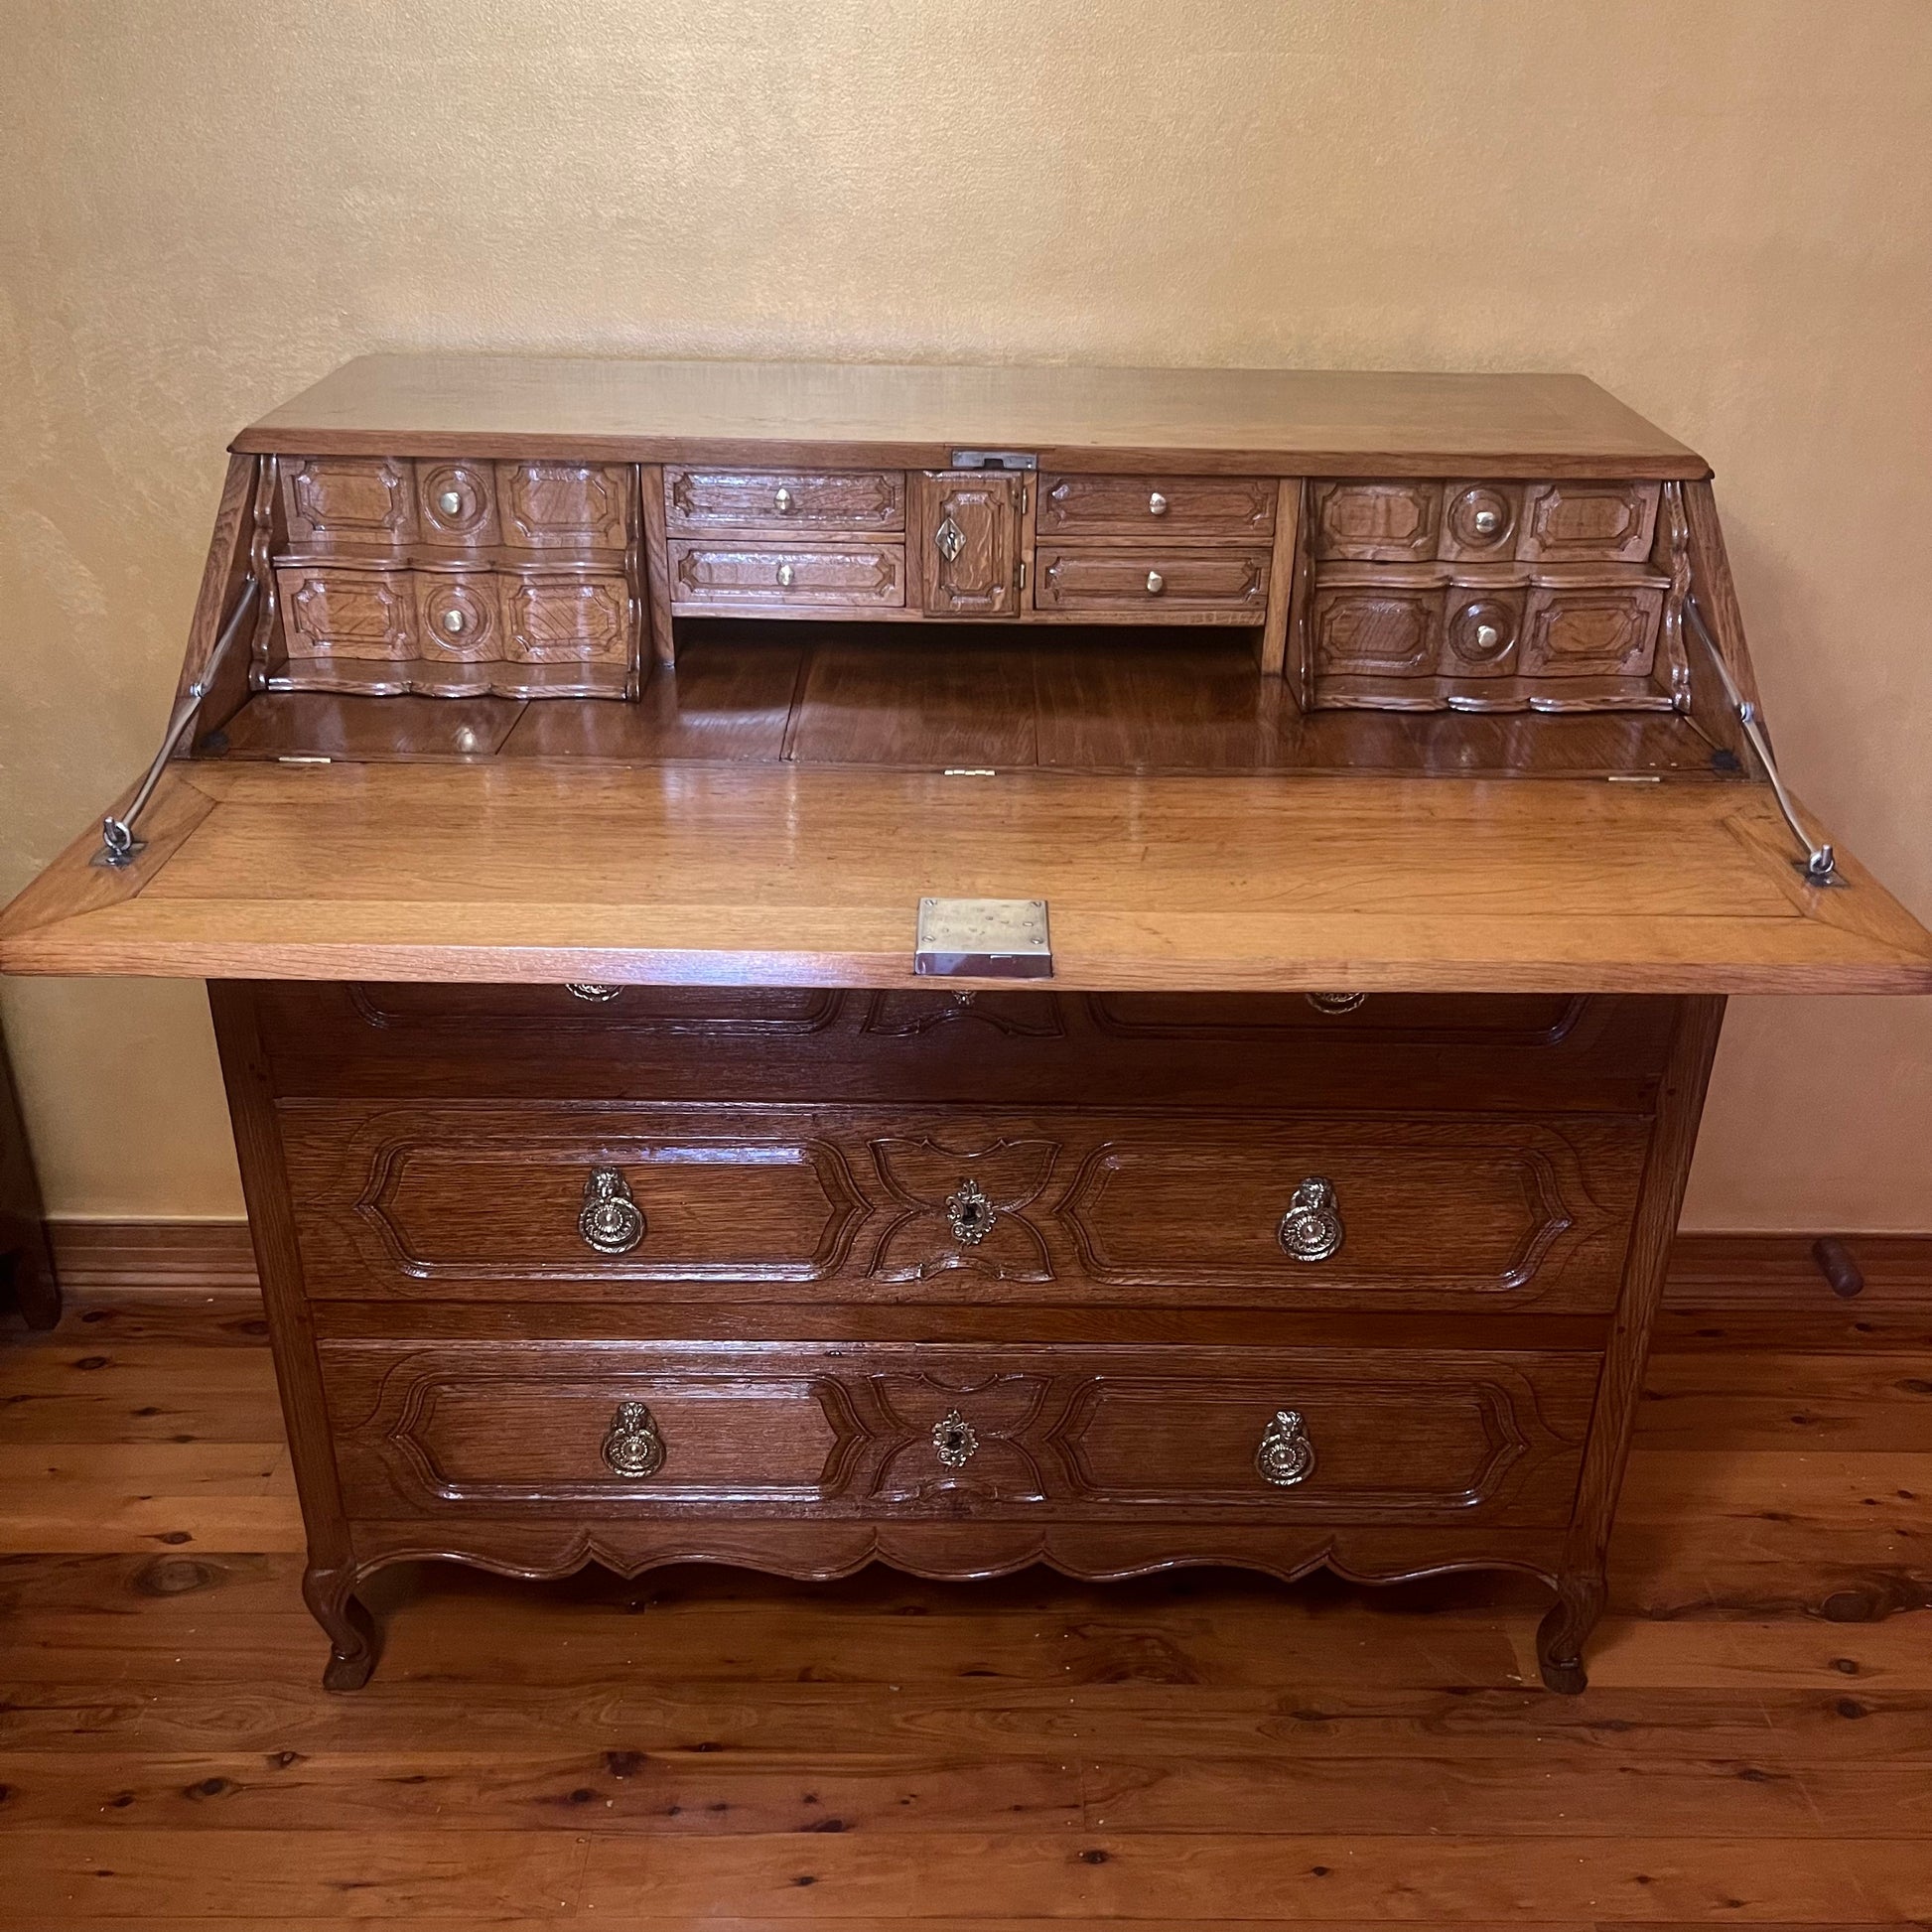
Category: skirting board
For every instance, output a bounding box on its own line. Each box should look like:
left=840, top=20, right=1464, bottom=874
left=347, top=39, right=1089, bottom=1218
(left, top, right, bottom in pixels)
left=39, top=1218, right=1932, bottom=1310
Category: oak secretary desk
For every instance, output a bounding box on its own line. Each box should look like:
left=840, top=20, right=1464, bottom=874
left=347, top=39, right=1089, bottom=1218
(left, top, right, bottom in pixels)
left=5, top=357, right=1928, bottom=1694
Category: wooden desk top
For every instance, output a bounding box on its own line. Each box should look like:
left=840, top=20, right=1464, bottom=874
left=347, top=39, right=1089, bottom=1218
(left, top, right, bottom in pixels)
left=233, top=356, right=1711, bottom=480
left=4, top=761, right=1925, bottom=994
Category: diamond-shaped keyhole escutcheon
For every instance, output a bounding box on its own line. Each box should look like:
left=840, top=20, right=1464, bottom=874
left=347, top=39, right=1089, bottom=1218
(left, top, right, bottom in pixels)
left=935, top=514, right=966, bottom=563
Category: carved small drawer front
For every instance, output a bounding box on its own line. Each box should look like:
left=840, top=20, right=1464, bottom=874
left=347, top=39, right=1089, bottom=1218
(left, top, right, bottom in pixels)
left=282, top=458, right=416, bottom=548
left=915, top=472, right=1025, bottom=617
left=1520, top=575, right=1664, bottom=677
left=1311, top=481, right=1445, bottom=562
left=282, top=458, right=630, bottom=555
left=666, top=469, right=905, bottom=533
left=1518, top=482, right=1660, bottom=563
left=1036, top=474, right=1276, bottom=537
left=319, top=1338, right=1600, bottom=1525
left=279, top=565, right=416, bottom=666
left=1310, top=575, right=1444, bottom=676
left=1034, top=547, right=1271, bottom=615
left=669, top=541, right=906, bottom=609
left=496, top=462, right=632, bottom=551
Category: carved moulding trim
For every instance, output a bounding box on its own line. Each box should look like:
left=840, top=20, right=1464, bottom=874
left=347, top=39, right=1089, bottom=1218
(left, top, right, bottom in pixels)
left=342, top=1517, right=1567, bottom=1597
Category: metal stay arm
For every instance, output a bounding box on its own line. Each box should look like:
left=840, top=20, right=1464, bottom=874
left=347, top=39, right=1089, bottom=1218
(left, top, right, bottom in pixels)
left=1683, top=595, right=1840, bottom=887
left=94, top=574, right=261, bottom=869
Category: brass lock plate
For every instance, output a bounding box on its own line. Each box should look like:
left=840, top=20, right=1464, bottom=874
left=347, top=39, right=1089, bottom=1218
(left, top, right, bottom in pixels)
left=914, top=897, right=1052, bottom=979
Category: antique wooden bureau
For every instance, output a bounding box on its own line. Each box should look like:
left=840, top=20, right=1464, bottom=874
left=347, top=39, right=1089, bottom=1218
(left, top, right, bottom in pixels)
left=4, top=357, right=1928, bottom=1695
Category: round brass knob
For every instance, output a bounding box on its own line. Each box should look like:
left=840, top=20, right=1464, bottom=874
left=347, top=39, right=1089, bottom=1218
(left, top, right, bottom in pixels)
left=1146, top=570, right=1166, bottom=595
left=603, top=1401, right=664, bottom=1477
left=1475, top=622, right=1501, bottom=651
left=440, top=609, right=465, bottom=635
left=774, top=485, right=794, bottom=513
left=1148, top=490, right=1170, bottom=517
left=1472, top=507, right=1501, bottom=536
left=776, top=562, right=796, bottom=589
left=1256, top=1408, right=1315, bottom=1487
left=579, top=1169, right=645, bottom=1256
left=1278, top=1175, right=1343, bottom=1263
left=437, top=488, right=464, bottom=516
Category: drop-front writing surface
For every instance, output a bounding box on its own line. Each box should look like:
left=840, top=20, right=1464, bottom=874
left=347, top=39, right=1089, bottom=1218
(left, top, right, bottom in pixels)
left=3, top=357, right=1927, bottom=1700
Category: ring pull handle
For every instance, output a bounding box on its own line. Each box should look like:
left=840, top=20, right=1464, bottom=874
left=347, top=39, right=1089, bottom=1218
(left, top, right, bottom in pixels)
left=603, top=1401, right=665, bottom=1476
left=1256, top=1408, right=1315, bottom=1487
left=579, top=1168, right=645, bottom=1255
left=1306, top=992, right=1366, bottom=1015
left=1278, top=1175, right=1343, bottom=1263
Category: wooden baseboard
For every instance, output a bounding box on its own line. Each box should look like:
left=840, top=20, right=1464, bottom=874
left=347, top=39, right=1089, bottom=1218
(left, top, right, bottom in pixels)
left=41, top=1218, right=1932, bottom=1309
left=47, top=1219, right=259, bottom=1293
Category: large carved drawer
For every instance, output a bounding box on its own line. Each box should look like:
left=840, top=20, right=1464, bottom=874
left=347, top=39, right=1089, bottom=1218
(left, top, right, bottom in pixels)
left=281, top=1101, right=1649, bottom=1311
left=319, top=1337, right=1598, bottom=1526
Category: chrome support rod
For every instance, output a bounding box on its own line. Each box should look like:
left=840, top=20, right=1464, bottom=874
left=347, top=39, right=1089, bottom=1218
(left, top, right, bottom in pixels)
left=94, top=575, right=261, bottom=869
left=1684, top=595, right=1841, bottom=887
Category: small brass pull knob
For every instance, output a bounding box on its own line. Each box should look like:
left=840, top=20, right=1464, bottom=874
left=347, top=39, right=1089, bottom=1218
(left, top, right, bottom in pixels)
left=1475, top=622, right=1501, bottom=651
left=932, top=1408, right=979, bottom=1468
left=565, top=982, right=621, bottom=1003
left=437, top=488, right=464, bottom=516
left=1146, top=570, right=1165, bottom=595
left=1279, top=1175, right=1343, bottom=1263
left=1472, top=506, right=1502, bottom=536
left=1307, top=992, right=1366, bottom=1015
left=1148, top=490, right=1170, bottom=517
left=774, top=484, right=794, bottom=513
left=579, top=1169, right=645, bottom=1255
left=603, top=1401, right=665, bottom=1477
left=1256, top=1408, right=1315, bottom=1487
left=441, top=608, right=465, bottom=635
left=776, top=561, right=796, bottom=589
left=945, top=1178, right=994, bottom=1245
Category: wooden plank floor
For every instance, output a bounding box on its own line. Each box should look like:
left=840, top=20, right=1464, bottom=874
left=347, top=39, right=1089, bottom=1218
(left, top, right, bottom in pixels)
left=2, top=1288, right=1929, bottom=1928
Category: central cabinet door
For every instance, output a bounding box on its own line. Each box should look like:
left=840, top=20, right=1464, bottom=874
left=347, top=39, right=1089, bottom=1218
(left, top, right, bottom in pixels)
left=914, top=471, right=1025, bottom=617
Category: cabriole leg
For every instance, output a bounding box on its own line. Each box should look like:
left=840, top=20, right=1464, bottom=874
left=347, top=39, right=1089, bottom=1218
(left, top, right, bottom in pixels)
left=304, top=1561, right=380, bottom=1692
left=1536, top=1570, right=1605, bottom=1695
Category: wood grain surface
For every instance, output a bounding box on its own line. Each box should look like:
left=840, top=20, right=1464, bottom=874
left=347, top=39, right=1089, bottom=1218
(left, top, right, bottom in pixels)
left=4, top=760, right=1928, bottom=990
left=2, top=1281, right=1928, bottom=1926
left=230, top=356, right=1712, bottom=480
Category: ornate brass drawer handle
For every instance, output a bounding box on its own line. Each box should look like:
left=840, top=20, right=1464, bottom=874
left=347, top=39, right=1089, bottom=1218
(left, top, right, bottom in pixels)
left=579, top=1168, right=645, bottom=1255
left=932, top=1408, right=979, bottom=1467
left=1306, top=992, right=1366, bottom=1014
left=945, top=1177, right=994, bottom=1244
left=1278, top=1175, right=1343, bottom=1262
left=565, top=982, right=621, bottom=1002
left=1256, top=1408, right=1315, bottom=1487
left=603, top=1401, right=665, bottom=1477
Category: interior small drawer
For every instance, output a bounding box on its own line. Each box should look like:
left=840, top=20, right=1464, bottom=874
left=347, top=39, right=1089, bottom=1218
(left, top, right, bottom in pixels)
left=665, top=468, right=905, bottom=533
left=668, top=540, right=905, bottom=608
left=319, top=1335, right=1599, bottom=1527
left=1036, top=474, right=1276, bottom=537
left=1034, top=545, right=1271, bottom=615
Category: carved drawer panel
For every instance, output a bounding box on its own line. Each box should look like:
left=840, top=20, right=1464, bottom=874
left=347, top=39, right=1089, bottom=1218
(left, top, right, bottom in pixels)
left=1310, top=573, right=1444, bottom=675
left=1036, top=475, right=1276, bottom=537
left=1520, top=575, right=1664, bottom=677
left=1518, top=482, right=1659, bottom=563
left=1311, top=481, right=1444, bottom=562
left=274, top=566, right=632, bottom=697
left=665, top=469, right=905, bottom=533
left=283, top=1101, right=1646, bottom=1311
left=320, top=1337, right=1598, bottom=1526
left=669, top=541, right=905, bottom=610
left=1034, top=547, right=1271, bottom=616
left=282, top=459, right=631, bottom=555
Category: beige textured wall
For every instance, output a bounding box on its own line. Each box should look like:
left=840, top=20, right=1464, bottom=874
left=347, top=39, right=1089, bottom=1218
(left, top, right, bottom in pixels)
left=2, top=0, right=1928, bottom=1227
